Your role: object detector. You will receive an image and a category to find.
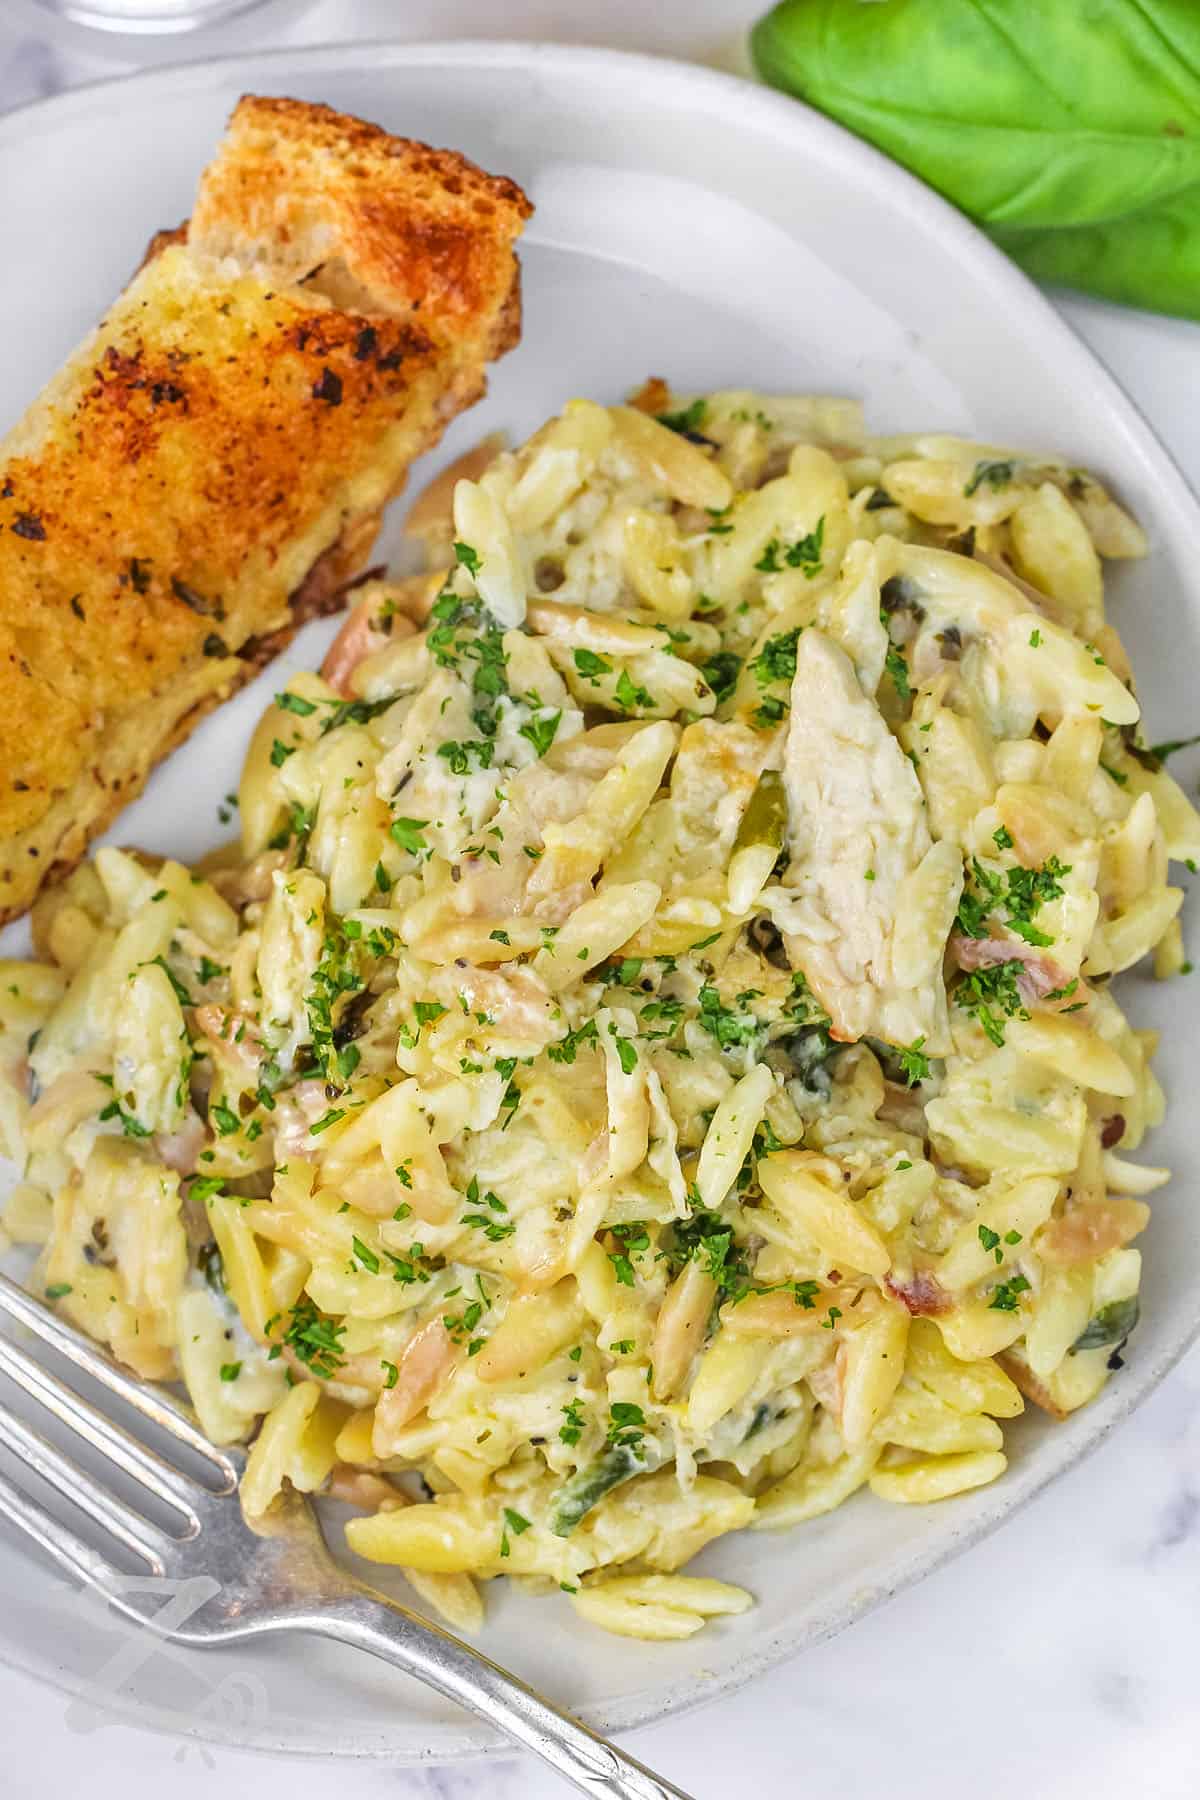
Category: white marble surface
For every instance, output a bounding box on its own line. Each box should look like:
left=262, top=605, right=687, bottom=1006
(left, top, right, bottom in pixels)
left=1, top=4, right=1199, bottom=1796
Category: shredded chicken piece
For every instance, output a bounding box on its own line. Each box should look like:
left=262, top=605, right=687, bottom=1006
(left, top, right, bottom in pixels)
left=781, top=630, right=953, bottom=1048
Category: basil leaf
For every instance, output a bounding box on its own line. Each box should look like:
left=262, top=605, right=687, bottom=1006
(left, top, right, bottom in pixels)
left=752, top=0, right=1200, bottom=321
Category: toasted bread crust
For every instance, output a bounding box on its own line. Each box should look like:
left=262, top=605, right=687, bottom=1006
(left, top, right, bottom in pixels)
left=0, top=96, right=530, bottom=922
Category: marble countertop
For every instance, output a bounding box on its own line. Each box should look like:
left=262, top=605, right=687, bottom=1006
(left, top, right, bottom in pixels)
left=1, top=5, right=1198, bottom=1796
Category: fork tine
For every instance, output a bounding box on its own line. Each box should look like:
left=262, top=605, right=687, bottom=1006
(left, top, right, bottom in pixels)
left=0, top=1271, right=235, bottom=1482
left=0, top=1459, right=122, bottom=1596
left=0, top=1399, right=169, bottom=1571
left=0, top=1332, right=216, bottom=1522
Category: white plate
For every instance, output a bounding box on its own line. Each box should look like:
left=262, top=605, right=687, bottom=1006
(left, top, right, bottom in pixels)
left=2, top=38, right=1199, bottom=1766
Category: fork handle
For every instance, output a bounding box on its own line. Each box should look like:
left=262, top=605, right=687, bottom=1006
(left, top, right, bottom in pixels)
left=307, top=1589, right=694, bottom=1798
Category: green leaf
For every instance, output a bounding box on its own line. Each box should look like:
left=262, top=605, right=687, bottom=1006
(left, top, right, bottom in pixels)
left=275, top=690, right=317, bottom=716
left=518, top=709, right=562, bottom=758
left=1072, top=1294, right=1140, bottom=1350
left=390, top=816, right=429, bottom=857
left=548, top=1443, right=649, bottom=1537
left=657, top=397, right=708, bottom=435
left=752, top=0, right=1200, bottom=322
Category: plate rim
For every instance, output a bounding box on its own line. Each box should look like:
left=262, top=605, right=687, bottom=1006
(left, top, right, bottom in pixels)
left=1, top=33, right=1199, bottom=1764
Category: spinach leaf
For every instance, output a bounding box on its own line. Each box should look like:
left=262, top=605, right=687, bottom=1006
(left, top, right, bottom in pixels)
left=1072, top=1294, right=1140, bottom=1351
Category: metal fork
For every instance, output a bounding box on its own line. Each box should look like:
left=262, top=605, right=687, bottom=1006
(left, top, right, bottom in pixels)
left=0, top=1271, right=692, bottom=1797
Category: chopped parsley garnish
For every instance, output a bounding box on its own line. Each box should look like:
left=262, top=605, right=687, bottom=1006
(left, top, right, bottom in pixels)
left=219, top=1363, right=242, bottom=1382
left=518, top=710, right=562, bottom=758
left=752, top=695, right=787, bottom=730
left=988, top=1273, right=1032, bottom=1312
left=270, top=738, right=296, bottom=767
left=390, top=816, right=430, bottom=857
left=188, top=1175, right=226, bottom=1203
left=978, top=1224, right=1003, bottom=1263
left=614, top=668, right=655, bottom=713
left=884, top=643, right=912, bottom=701
left=316, top=694, right=398, bottom=737
left=699, top=650, right=743, bottom=704
left=443, top=1297, right=486, bottom=1344
left=309, top=1107, right=346, bottom=1135
left=547, top=1018, right=599, bottom=1065
left=453, top=541, right=482, bottom=576
left=209, top=1101, right=241, bottom=1137
left=754, top=516, right=825, bottom=578
left=266, top=799, right=314, bottom=853
left=954, top=960, right=1029, bottom=1047
left=559, top=1399, right=587, bottom=1446
left=656, top=397, right=707, bottom=436
left=499, top=1506, right=531, bottom=1558
left=462, top=1184, right=516, bottom=1242
left=607, top=1222, right=650, bottom=1287
left=275, top=1298, right=345, bottom=1378
left=306, top=918, right=367, bottom=1081
left=573, top=647, right=612, bottom=683
left=352, top=1236, right=380, bottom=1274
left=606, top=1402, right=646, bottom=1450
left=895, top=1036, right=931, bottom=1086
left=956, top=854, right=1069, bottom=947
left=275, top=690, right=318, bottom=716
left=145, top=954, right=193, bottom=1007
left=667, top=1208, right=747, bottom=1297
left=697, top=985, right=761, bottom=1051
left=437, top=738, right=495, bottom=775
left=749, top=627, right=801, bottom=690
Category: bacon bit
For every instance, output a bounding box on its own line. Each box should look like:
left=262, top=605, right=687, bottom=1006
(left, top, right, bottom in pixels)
left=154, top=1109, right=206, bottom=1174
left=950, top=932, right=1067, bottom=1004
left=884, top=1269, right=952, bottom=1317
left=5, top=1057, right=31, bottom=1100
left=327, top=1465, right=408, bottom=1512
left=194, top=1004, right=264, bottom=1075
left=626, top=376, right=671, bottom=416
left=371, top=1320, right=456, bottom=1453
left=271, top=1079, right=335, bottom=1158
left=1036, top=1196, right=1150, bottom=1268
left=807, top=1354, right=844, bottom=1418
left=320, top=593, right=411, bottom=695
left=1100, top=1114, right=1126, bottom=1149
